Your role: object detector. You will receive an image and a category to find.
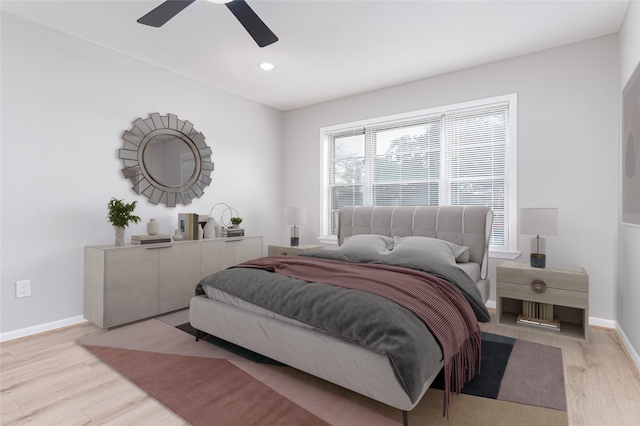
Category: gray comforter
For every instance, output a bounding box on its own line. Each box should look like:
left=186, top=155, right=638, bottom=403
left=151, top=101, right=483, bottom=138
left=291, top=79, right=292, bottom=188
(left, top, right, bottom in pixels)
left=198, top=250, right=489, bottom=403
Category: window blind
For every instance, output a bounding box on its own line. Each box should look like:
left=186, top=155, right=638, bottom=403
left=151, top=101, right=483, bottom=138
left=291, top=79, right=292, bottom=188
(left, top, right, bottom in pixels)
left=443, top=102, right=509, bottom=247
left=325, top=96, right=514, bottom=250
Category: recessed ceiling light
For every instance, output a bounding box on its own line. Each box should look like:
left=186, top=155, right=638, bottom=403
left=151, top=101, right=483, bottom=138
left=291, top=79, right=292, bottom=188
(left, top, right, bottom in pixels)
left=259, top=62, right=275, bottom=71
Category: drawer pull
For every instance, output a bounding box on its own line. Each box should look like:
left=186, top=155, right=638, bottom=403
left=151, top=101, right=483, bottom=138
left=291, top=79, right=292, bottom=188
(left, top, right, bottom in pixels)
left=531, top=279, right=547, bottom=293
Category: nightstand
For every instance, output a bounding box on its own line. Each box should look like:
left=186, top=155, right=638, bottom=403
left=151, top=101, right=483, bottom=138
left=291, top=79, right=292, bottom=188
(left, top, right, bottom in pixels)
left=268, top=244, right=324, bottom=256
left=496, top=260, right=589, bottom=340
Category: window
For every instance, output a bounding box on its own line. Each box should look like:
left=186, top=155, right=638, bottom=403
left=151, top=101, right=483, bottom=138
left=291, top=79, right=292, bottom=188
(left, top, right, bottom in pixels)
left=322, top=94, right=517, bottom=252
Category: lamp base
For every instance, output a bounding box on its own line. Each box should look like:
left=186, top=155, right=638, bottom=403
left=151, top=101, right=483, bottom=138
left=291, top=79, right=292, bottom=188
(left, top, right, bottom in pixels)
left=530, top=253, right=546, bottom=268
left=290, top=224, right=300, bottom=246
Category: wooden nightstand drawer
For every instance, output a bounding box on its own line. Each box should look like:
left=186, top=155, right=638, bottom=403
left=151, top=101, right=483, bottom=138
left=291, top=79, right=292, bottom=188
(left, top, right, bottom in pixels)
left=497, top=282, right=589, bottom=309
left=496, top=261, right=588, bottom=293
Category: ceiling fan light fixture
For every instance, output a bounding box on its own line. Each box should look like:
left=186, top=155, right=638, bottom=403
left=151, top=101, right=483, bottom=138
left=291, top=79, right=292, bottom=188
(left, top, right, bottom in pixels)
left=138, top=0, right=278, bottom=48
left=259, top=62, right=275, bottom=71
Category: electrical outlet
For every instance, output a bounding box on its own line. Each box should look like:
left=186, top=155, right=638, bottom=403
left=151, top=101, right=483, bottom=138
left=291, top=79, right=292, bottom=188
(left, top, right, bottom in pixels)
left=16, top=280, right=31, bottom=298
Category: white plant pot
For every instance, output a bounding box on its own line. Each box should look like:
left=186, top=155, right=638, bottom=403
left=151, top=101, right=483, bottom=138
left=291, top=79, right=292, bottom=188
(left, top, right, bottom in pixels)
left=147, top=218, right=159, bottom=235
left=115, top=226, right=125, bottom=246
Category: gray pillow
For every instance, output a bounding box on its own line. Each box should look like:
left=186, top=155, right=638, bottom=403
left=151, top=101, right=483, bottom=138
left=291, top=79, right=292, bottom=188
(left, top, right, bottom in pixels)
left=338, top=234, right=393, bottom=255
left=391, top=236, right=470, bottom=264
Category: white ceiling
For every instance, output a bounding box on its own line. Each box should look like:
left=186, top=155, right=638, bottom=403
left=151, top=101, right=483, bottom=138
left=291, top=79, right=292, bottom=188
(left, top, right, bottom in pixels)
left=1, top=0, right=630, bottom=111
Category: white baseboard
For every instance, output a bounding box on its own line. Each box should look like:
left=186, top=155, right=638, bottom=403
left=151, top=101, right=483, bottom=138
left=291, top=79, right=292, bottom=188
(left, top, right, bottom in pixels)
left=613, top=322, right=640, bottom=375
left=0, top=315, right=87, bottom=343
left=588, top=315, right=617, bottom=329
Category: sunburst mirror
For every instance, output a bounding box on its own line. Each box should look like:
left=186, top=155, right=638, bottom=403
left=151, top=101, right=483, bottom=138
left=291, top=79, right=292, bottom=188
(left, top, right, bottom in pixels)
left=119, top=113, right=213, bottom=207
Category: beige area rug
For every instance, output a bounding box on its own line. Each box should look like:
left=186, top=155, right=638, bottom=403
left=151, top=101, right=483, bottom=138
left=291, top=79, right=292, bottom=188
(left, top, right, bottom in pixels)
left=78, top=318, right=568, bottom=426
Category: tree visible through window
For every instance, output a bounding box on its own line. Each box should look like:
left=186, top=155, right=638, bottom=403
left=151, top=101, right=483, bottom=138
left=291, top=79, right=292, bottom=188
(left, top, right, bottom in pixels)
left=324, top=95, right=515, bottom=251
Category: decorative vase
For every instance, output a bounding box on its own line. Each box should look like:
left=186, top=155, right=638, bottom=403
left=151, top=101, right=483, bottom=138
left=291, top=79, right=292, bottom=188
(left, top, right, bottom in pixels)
left=115, top=226, right=125, bottom=246
left=147, top=218, right=159, bottom=236
left=172, top=229, right=184, bottom=241
left=204, top=217, right=220, bottom=238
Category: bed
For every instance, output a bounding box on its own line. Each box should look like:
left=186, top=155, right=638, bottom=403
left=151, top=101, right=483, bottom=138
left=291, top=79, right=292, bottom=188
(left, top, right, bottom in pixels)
left=190, top=205, right=493, bottom=425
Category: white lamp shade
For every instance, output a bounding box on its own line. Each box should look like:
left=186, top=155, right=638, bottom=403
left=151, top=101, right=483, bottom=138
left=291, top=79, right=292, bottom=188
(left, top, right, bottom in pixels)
left=519, top=208, right=558, bottom=236
left=284, top=207, right=306, bottom=225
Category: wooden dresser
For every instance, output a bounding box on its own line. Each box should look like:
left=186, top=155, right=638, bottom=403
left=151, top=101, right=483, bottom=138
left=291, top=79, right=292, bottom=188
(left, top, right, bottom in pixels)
left=84, top=236, right=263, bottom=328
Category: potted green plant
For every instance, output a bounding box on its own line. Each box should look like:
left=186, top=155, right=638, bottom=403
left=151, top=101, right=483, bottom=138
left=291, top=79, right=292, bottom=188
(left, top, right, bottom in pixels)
left=107, top=197, right=141, bottom=246
left=230, top=217, right=243, bottom=228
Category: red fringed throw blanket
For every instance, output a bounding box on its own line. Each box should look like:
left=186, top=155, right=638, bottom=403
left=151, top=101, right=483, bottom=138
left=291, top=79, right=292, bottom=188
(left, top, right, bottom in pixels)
left=236, top=256, right=482, bottom=417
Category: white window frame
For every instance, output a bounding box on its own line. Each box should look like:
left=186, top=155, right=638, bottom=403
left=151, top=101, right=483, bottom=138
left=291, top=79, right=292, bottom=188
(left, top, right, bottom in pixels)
left=319, top=94, right=518, bottom=256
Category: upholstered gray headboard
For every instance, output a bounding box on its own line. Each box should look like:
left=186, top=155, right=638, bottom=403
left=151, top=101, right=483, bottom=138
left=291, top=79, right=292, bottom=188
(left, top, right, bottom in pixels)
left=337, top=206, right=493, bottom=280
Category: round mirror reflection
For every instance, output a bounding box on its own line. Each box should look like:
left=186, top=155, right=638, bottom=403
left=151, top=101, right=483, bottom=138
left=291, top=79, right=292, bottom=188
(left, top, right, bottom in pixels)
left=143, top=135, right=196, bottom=188
left=119, top=113, right=213, bottom=207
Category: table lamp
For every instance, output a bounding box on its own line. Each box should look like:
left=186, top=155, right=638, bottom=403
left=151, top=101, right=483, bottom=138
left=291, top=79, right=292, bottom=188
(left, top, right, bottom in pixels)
left=519, top=208, right=558, bottom=268
left=284, top=207, right=306, bottom=247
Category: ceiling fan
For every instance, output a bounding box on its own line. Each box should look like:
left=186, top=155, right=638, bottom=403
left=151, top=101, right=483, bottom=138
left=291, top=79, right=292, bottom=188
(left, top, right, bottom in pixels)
left=137, top=0, right=278, bottom=48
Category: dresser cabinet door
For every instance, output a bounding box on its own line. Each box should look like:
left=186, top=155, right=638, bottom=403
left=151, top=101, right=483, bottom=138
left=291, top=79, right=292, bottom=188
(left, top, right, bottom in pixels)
left=200, top=237, right=263, bottom=278
left=159, top=243, right=201, bottom=312
left=200, top=239, right=236, bottom=277
left=234, top=237, right=263, bottom=263
left=104, top=248, right=159, bottom=327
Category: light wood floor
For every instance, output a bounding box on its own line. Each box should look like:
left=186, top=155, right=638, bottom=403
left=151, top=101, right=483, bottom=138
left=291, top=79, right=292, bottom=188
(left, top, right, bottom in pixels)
left=2, top=310, right=639, bottom=425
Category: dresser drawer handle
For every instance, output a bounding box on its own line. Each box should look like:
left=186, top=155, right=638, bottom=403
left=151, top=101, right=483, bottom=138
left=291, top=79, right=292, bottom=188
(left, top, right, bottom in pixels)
left=531, top=279, right=547, bottom=293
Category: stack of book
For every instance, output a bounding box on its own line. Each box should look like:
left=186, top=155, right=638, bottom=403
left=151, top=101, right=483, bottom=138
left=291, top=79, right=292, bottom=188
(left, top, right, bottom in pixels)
left=221, top=227, right=244, bottom=237
left=517, top=300, right=560, bottom=331
left=516, top=313, right=561, bottom=331
left=131, top=234, right=172, bottom=245
left=178, top=213, right=200, bottom=240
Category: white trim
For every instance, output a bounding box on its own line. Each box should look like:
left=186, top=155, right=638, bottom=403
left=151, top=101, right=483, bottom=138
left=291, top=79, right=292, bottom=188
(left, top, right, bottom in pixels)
left=0, top=315, right=87, bottom=343
left=588, top=318, right=640, bottom=374
left=506, top=95, right=518, bottom=252
left=614, top=322, right=640, bottom=374
left=320, top=95, right=514, bottom=134
left=589, top=316, right=617, bottom=329
left=320, top=93, right=518, bottom=252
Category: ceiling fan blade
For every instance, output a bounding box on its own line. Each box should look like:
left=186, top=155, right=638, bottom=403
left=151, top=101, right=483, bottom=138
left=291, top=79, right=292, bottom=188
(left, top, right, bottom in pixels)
left=226, top=0, right=278, bottom=48
left=137, top=0, right=196, bottom=27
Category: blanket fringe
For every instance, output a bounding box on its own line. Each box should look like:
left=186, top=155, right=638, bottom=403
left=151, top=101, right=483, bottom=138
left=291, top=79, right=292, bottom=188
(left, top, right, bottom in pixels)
left=443, top=326, right=482, bottom=419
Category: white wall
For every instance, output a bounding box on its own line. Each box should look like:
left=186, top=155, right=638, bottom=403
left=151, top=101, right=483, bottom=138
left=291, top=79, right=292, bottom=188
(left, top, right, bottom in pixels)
left=283, top=35, right=619, bottom=321
left=2, top=8, right=633, bottom=355
left=618, top=0, right=640, bottom=363
left=0, top=13, right=283, bottom=334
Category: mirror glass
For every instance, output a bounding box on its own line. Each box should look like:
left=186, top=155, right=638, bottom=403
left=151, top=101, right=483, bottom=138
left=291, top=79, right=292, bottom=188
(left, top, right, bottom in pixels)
left=119, top=113, right=213, bottom=207
left=143, top=135, right=195, bottom=187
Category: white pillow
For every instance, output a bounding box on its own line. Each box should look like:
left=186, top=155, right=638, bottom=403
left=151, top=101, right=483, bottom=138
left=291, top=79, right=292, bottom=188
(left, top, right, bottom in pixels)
left=392, top=236, right=470, bottom=263
left=338, top=234, right=393, bottom=255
